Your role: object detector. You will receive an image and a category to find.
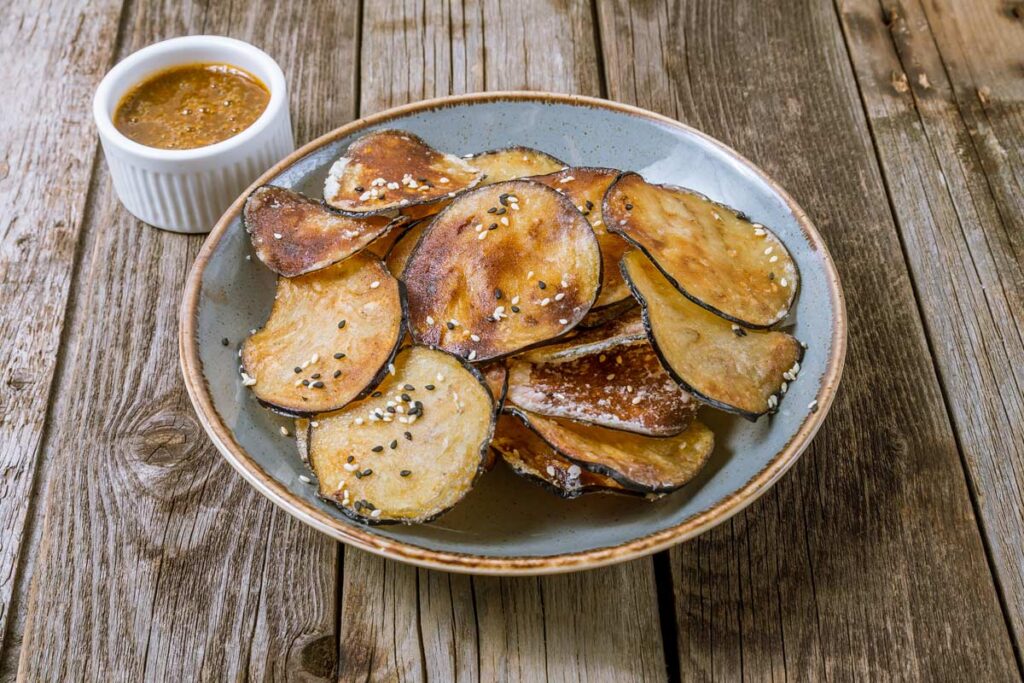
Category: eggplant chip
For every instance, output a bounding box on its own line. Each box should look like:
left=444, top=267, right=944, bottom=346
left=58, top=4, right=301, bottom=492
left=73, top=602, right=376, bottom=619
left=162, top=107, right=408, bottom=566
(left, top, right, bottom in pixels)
left=621, top=250, right=804, bottom=419
left=533, top=168, right=631, bottom=309
left=605, top=173, right=798, bottom=328
left=578, top=297, right=636, bottom=329
left=481, top=361, right=509, bottom=409
left=508, top=408, right=714, bottom=493
left=404, top=180, right=602, bottom=362
left=324, top=130, right=483, bottom=216
left=244, top=185, right=402, bottom=277
left=309, top=347, right=496, bottom=524
left=385, top=218, right=429, bottom=276
left=519, top=309, right=645, bottom=362
left=241, top=252, right=404, bottom=415
left=366, top=220, right=412, bottom=257
left=467, top=146, right=566, bottom=185
left=491, top=415, right=625, bottom=498
left=507, top=337, right=697, bottom=436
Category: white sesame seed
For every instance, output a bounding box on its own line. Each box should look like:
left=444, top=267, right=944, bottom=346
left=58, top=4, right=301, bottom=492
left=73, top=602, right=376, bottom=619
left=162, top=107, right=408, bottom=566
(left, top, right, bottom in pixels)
left=559, top=176, right=574, bottom=183
left=398, top=416, right=409, bottom=424
left=371, top=509, right=382, bottom=518
left=753, top=228, right=766, bottom=236
left=447, top=191, right=456, bottom=197
left=626, top=385, right=633, bottom=392
left=246, top=254, right=251, bottom=260
left=546, top=465, right=557, bottom=476
left=770, top=255, right=778, bottom=263
left=279, top=426, right=290, bottom=436
left=240, top=372, right=257, bottom=386
left=299, top=475, right=312, bottom=484
left=436, top=372, right=445, bottom=382
left=343, top=463, right=358, bottom=472
left=470, top=334, right=481, bottom=342
left=619, top=219, right=627, bottom=225
left=808, top=399, right=819, bottom=411
left=554, top=292, right=565, bottom=301
left=359, top=191, right=372, bottom=201
left=388, top=363, right=396, bottom=375
left=273, top=233, right=283, bottom=240
left=764, top=246, right=773, bottom=255
left=439, top=177, right=450, bottom=184
left=631, top=396, right=642, bottom=405
left=522, top=156, right=529, bottom=161
left=606, top=373, right=616, bottom=380
left=510, top=203, right=519, bottom=211
left=475, top=223, right=484, bottom=232
left=370, top=280, right=381, bottom=289
left=382, top=415, right=393, bottom=422
left=449, top=320, right=459, bottom=327
left=527, top=271, right=535, bottom=279
left=780, top=278, right=789, bottom=287
left=468, top=350, right=477, bottom=360
left=355, top=418, right=364, bottom=425
left=427, top=316, right=435, bottom=325
left=477, top=231, right=487, bottom=240
left=540, top=298, right=550, bottom=306
left=511, top=295, right=520, bottom=305
left=500, top=217, right=509, bottom=226
left=559, top=318, right=568, bottom=325
left=712, top=211, right=722, bottom=221
left=311, top=353, right=319, bottom=363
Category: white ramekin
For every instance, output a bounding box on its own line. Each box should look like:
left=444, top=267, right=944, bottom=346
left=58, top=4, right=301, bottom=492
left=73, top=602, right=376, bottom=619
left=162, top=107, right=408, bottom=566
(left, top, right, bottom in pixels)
left=94, top=36, right=295, bottom=233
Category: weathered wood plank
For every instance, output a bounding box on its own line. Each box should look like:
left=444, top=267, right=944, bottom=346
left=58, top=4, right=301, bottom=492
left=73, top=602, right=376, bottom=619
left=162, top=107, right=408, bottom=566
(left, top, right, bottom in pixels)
left=0, top=0, right=126, bottom=667
left=14, top=0, right=360, bottom=678
left=338, top=2, right=667, bottom=681
left=596, top=0, right=1018, bottom=678
left=837, top=0, right=1024, bottom=652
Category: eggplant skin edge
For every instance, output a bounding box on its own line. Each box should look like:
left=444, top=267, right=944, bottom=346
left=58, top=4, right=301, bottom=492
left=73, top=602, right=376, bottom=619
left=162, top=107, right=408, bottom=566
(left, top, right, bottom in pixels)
left=499, top=458, right=643, bottom=500
left=619, top=259, right=805, bottom=422
left=244, top=275, right=410, bottom=419
left=502, top=407, right=700, bottom=495
left=603, top=172, right=800, bottom=330
left=312, top=345, right=499, bottom=526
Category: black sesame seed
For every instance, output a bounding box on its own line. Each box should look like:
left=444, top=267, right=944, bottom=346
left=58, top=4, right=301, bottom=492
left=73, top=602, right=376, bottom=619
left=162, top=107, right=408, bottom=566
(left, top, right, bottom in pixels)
left=404, top=431, right=412, bottom=441
left=400, top=470, right=412, bottom=477
left=221, top=337, right=229, bottom=346
left=499, top=193, right=510, bottom=205
left=585, top=200, right=594, bottom=210
left=401, top=393, right=412, bottom=402
left=494, top=288, right=503, bottom=300
left=347, top=455, right=355, bottom=463
left=302, top=379, right=310, bottom=386
left=768, top=272, right=775, bottom=280
left=389, top=440, right=398, bottom=449
left=511, top=305, right=520, bottom=313
left=372, top=391, right=382, bottom=397
left=496, top=207, right=506, bottom=214
left=372, top=445, right=384, bottom=452
left=311, top=373, right=321, bottom=379
left=301, top=396, right=308, bottom=401
left=362, top=469, right=373, bottom=477
left=489, top=223, right=497, bottom=230
left=733, top=327, right=748, bottom=338
left=294, top=367, right=302, bottom=374
left=425, top=384, right=435, bottom=391
left=487, top=207, right=497, bottom=213
left=363, top=500, right=376, bottom=510
left=386, top=406, right=396, bottom=413
left=403, top=384, right=415, bottom=391
left=337, top=320, right=346, bottom=329
left=538, top=281, right=547, bottom=289
left=312, top=381, right=325, bottom=388
left=334, top=352, right=346, bottom=359
left=354, top=186, right=364, bottom=192
left=334, top=370, right=342, bottom=378
left=354, top=471, right=364, bottom=479
left=446, top=322, right=455, bottom=330
left=625, top=203, right=633, bottom=210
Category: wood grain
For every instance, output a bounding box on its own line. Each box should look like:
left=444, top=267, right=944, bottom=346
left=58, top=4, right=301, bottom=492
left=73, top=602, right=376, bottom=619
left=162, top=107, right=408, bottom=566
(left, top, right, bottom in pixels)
left=338, top=2, right=667, bottom=681
left=13, top=0, right=359, bottom=679
left=837, top=0, right=1024, bottom=652
left=0, top=0, right=126, bottom=664
left=595, top=0, right=1019, bottom=678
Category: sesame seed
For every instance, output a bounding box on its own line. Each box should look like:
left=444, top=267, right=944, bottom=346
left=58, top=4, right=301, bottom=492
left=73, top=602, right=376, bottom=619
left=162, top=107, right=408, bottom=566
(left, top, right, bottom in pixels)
left=554, top=292, right=565, bottom=301
left=511, top=306, right=520, bottom=313
left=273, top=233, right=282, bottom=240
left=313, top=381, right=325, bottom=388
left=780, top=278, right=789, bottom=287
left=279, top=426, right=290, bottom=436
left=425, top=384, right=435, bottom=390
left=241, top=372, right=257, bottom=386
left=527, top=271, right=535, bottom=278
left=770, top=255, right=778, bottom=263
left=494, top=288, right=503, bottom=299
left=221, top=337, right=229, bottom=346
left=753, top=228, right=766, bottom=236
left=538, top=281, right=547, bottom=289
left=439, top=177, right=450, bottom=184
left=371, top=509, right=382, bottom=518
left=447, top=321, right=456, bottom=330
left=299, top=475, right=312, bottom=484
left=311, top=421, right=319, bottom=428
left=559, top=176, right=574, bottom=183
left=468, top=350, right=477, bottom=360
left=489, top=223, right=497, bottom=230
left=559, top=318, right=568, bottom=325
left=334, top=352, right=346, bottom=359
left=355, top=417, right=364, bottom=425
left=334, top=370, right=342, bottom=378
left=372, top=391, right=382, bottom=397
left=311, top=353, right=319, bottom=363
left=477, top=231, right=487, bottom=240
left=625, top=203, right=633, bottom=210
left=808, top=400, right=819, bottom=413
left=401, top=393, right=411, bottom=402
left=631, top=396, right=642, bottom=405
left=311, top=373, right=321, bottom=379
left=343, top=463, right=358, bottom=472
left=390, top=440, right=398, bottom=449
left=712, top=211, right=722, bottom=221
left=372, top=445, right=384, bottom=452
left=404, top=431, right=412, bottom=441
left=500, top=217, right=509, bottom=226
left=470, top=334, right=481, bottom=342
left=510, top=295, right=520, bottom=305
left=404, top=384, right=415, bottom=391
left=338, top=320, right=346, bottom=329
left=436, top=373, right=445, bottom=381
left=388, top=363, right=396, bottom=375
left=370, top=281, right=381, bottom=289
left=400, top=470, right=412, bottom=477
left=606, top=373, right=616, bottom=380
left=546, top=465, right=556, bottom=476
left=764, top=246, right=773, bottom=255
left=540, top=298, right=551, bottom=306
left=294, top=366, right=302, bottom=374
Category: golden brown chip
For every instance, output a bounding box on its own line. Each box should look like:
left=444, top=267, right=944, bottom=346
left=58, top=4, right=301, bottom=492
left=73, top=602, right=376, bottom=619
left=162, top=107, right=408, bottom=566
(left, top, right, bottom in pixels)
left=605, top=172, right=798, bottom=327
left=324, top=130, right=483, bottom=215
left=480, top=361, right=509, bottom=408
left=244, top=185, right=401, bottom=277
left=309, top=347, right=495, bottom=524
left=621, top=250, right=803, bottom=419
left=385, top=218, right=429, bottom=277
left=518, top=309, right=645, bottom=362
left=507, top=338, right=696, bottom=436
left=468, top=146, right=566, bottom=185
left=240, top=252, right=404, bottom=415
left=508, top=408, right=714, bottom=493
left=578, top=297, right=637, bottom=328
left=491, top=415, right=625, bottom=498
left=533, top=168, right=631, bottom=308
left=404, top=180, right=602, bottom=362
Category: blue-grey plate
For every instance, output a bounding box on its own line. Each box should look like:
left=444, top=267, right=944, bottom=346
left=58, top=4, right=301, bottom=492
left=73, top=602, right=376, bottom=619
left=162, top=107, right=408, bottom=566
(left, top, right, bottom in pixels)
left=180, top=93, right=846, bottom=575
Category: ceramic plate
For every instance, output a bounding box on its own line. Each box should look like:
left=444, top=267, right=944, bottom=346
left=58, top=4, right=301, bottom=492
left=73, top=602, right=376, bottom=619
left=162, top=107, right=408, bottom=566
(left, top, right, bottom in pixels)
left=180, top=93, right=846, bottom=575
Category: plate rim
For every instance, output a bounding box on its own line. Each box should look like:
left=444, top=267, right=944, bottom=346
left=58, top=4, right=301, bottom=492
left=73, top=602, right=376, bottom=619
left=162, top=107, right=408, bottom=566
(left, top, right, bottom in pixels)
left=179, top=91, right=848, bottom=575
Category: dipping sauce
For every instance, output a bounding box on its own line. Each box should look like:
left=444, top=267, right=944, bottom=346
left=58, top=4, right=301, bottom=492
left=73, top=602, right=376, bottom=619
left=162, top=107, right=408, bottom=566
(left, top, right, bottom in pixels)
left=113, top=63, right=269, bottom=150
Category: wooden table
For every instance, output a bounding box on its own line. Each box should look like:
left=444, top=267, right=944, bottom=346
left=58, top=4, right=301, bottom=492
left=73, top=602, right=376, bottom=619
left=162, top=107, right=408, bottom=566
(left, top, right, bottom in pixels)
left=2, top=0, right=1022, bottom=679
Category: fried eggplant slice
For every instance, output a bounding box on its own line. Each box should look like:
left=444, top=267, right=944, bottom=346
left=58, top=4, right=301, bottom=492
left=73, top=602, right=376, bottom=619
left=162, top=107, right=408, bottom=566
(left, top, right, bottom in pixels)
left=533, top=168, right=631, bottom=309
left=518, top=309, right=645, bottom=362
left=491, top=415, right=625, bottom=498
left=365, top=220, right=412, bottom=257
left=467, top=146, right=566, bottom=185
left=605, top=173, right=798, bottom=328
left=295, top=418, right=310, bottom=463
left=621, top=250, right=804, bottom=419
left=404, top=180, right=602, bottom=362
left=309, top=346, right=496, bottom=524
left=481, top=361, right=509, bottom=409
left=240, top=252, right=404, bottom=415
left=244, top=185, right=402, bottom=277
left=385, top=217, right=429, bottom=276
left=324, top=130, right=483, bottom=216
left=508, top=408, right=714, bottom=493
left=507, top=338, right=696, bottom=436
left=578, top=297, right=636, bottom=328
